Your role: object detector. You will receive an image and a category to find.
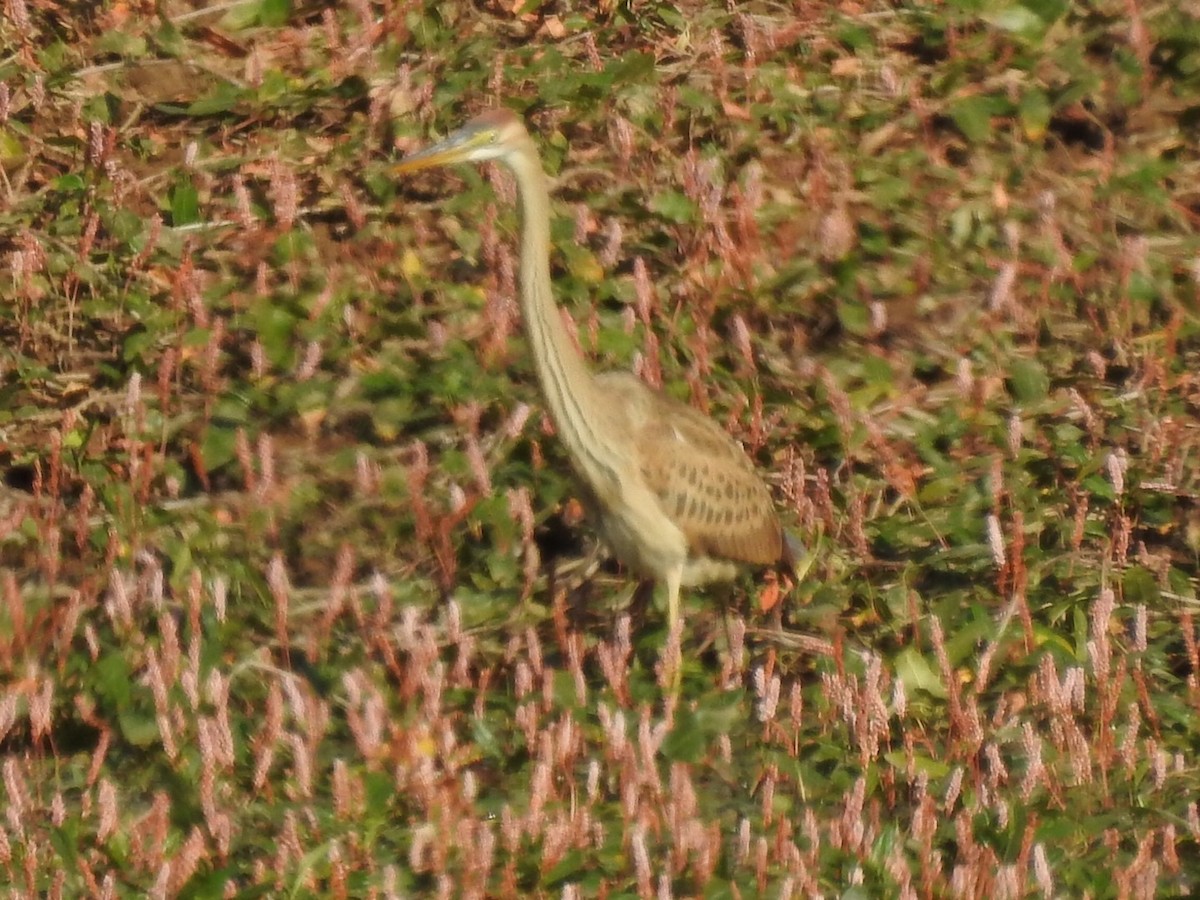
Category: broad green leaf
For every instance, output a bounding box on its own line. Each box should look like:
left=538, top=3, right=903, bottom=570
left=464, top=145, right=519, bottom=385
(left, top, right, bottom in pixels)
left=200, top=425, right=238, bottom=472
left=661, top=706, right=705, bottom=762
left=649, top=190, right=698, bottom=224
left=95, top=30, right=148, bottom=58
left=169, top=178, right=200, bottom=226
left=220, top=1, right=263, bottom=30
left=896, top=646, right=946, bottom=698
left=1007, top=357, right=1049, bottom=402
left=838, top=299, right=871, bottom=337
left=117, top=708, right=161, bottom=747
left=543, top=849, right=587, bottom=886
left=1122, top=566, right=1160, bottom=605
left=606, top=51, right=655, bottom=86
left=187, top=83, right=244, bottom=116
left=884, top=750, right=951, bottom=778
left=982, top=5, right=1047, bottom=40
left=152, top=18, right=186, bottom=56
left=273, top=230, right=314, bottom=264
left=1019, top=87, right=1052, bottom=139
left=0, top=129, right=25, bottom=168
left=54, top=173, right=85, bottom=192
left=106, top=208, right=144, bottom=244
left=258, top=0, right=291, bottom=27
left=949, top=95, right=995, bottom=143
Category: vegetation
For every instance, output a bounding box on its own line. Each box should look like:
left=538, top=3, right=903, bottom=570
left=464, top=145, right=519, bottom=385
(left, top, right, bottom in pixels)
left=2, top=0, right=1199, bottom=895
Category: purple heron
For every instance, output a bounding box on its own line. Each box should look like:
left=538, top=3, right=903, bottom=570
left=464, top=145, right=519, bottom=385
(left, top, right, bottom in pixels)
left=394, top=109, right=798, bottom=645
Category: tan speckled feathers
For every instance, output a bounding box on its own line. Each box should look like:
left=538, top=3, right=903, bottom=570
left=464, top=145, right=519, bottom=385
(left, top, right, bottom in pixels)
left=634, top=396, right=784, bottom=566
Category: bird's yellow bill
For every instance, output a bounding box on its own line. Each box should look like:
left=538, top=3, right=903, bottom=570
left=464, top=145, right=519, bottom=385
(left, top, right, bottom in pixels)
left=392, top=125, right=494, bottom=175
left=392, top=144, right=465, bottom=175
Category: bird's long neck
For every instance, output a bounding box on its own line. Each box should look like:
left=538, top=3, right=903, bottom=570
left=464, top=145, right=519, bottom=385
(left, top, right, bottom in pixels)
left=507, top=151, right=624, bottom=498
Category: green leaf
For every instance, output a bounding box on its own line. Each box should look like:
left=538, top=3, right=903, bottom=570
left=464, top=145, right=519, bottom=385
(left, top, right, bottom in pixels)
left=861, top=355, right=896, bottom=388
left=661, top=707, right=705, bottom=762
left=94, top=652, right=134, bottom=708
left=169, top=178, right=200, bottom=226
left=605, top=51, right=655, bottom=86
left=948, top=95, right=995, bottom=143
left=1006, top=357, right=1049, bottom=402
left=692, top=689, right=746, bottom=737
left=37, top=40, right=75, bottom=74
left=359, top=370, right=411, bottom=400
left=1122, top=566, right=1160, bottom=605
left=0, top=129, right=25, bottom=167
left=543, top=849, right=587, bottom=886
left=120, top=334, right=151, bottom=366
left=258, top=0, right=292, bottom=27
left=837, top=299, right=871, bottom=337
left=152, top=18, right=186, bottom=56
left=186, top=83, right=244, bottom=116
left=82, top=93, right=116, bottom=125
left=54, top=173, right=85, bottom=192
left=560, top=243, right=605, bottom=284
left=470, top=715, right=504, bottom=760
left=220, top=1, right=262, bottom=30
left=648, top=190, right=698, bottom=224
left=106, top=208, right=144, bottom=244
left=273, top=230, right=315, bottom=264
left=1168, top=567, right=1198, bottom=600
left=371, top=397, right=415, bottom=442
left=254, top=305, right=299, bottom=366
left=118, top=708, right=161, bottom=746
left=837, top=24, right=874, bottom=50
left=884, top=750, right=951, bottom=778
left=896, top=646, right=946, bottom=698
left=982, top=5, right=1047, bottom=40
left=47, top=825, right=81, bottom=871
left=200, top=425, right=238, bottom=472
left=257, top=68, right=292, bottom=103
left=1018, top=87, right=1052, bottom=139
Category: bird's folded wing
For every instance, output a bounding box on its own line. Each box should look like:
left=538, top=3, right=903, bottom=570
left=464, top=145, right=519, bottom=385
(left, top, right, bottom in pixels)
left=634, top=404, right=783, bottom=566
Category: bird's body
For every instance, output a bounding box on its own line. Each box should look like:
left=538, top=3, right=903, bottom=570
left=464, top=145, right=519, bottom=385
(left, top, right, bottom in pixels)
left=588, top=371, right=785, bottom=582
left=395, top=109, right=793, bottom=636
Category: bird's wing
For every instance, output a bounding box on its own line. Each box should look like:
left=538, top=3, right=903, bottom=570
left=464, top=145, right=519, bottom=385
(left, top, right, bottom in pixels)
left=632, top=393, right=784, bottom=567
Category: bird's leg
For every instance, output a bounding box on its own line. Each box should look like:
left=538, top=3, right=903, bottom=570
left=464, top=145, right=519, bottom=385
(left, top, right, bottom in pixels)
left=628, top=578, right=655, bottom=626
left=667, top=565, right=682, bottom=637
left=659, top=564, right=684, bottom=692
left=718, top=593, right=735, bottom=668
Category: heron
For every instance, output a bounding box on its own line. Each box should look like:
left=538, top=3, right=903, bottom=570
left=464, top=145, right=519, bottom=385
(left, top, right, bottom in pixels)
left=394, top=108, right=797, bottom=651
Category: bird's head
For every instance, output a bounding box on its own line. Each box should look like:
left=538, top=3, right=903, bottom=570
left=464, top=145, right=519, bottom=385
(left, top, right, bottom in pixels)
left=393, top=108, right=529, bottom=173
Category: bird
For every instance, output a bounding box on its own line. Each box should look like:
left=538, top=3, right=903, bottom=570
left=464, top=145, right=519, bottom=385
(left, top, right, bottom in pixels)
left=394, top=108, right=797, bottom=647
